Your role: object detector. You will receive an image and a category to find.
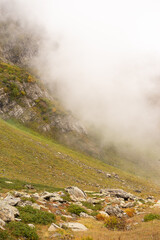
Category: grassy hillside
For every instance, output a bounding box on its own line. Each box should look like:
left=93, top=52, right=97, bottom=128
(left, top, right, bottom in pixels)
left=0, top=118, right=158, bottom=197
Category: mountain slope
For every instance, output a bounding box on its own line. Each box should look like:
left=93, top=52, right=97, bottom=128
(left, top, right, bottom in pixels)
left=0, top=118, right=158, bottom=197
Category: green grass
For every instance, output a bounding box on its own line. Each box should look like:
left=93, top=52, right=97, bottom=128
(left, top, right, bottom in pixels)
left=0, top=117, right=158, bottom=196
left=0, top=222, right=38, bottom=240
left=8, top=222, right=38, bottom=240
left=82, top=202, right=103, bottom=211
left=0, top=230, right=13, bottom=240
left=18, top=206, right=56, bottom=225
left=0, top=177, right=62, bottom=192
left=144, top=213, right=160, bottom=222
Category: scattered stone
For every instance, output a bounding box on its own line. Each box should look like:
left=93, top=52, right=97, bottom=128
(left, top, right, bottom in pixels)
left=105, top=205, right=124, bottom=218
left=32, top=203, right=41, bottom=210
left=14, top=191, right=30, bottom=198
left=65, top=186, right=87, bottom=202
left=134, top=190, right=141, bottom=193
left=14, top=218, right=21, bottom=222
left=25, top=184, right=34, bottom=189
left=32, top=193, right=40, bottom=199
left=80, top=212, right=90, bottom=218
left=153, top=200, right=160, bottom=208
left=61, top=214, right=73, bottom=219
left=100, top=189, right=136, bottom=200
left=4, top=195, right=21, bottom=206
left=55, top=210, right=62, bottom=215
left=48, top=223, right=61, bottom=232
left=51, top=233, right=62, bottom=238
left=5, top=181, right=13, bottom=184
left=121, top=202, right=135, bottom=208
left=50, top=194, right=63, bottom=202
left=0, top=219, right=5, bottom=227
left=0, top=226, right=5, bottom=230
left=61, top=222, right=88, bottom=231
left=87, top=198, right=104, bottom=204
left=28, top=224, right=35, bottom=229
left=18, top=200, right=33, bottom=207
left=99, top=211, right=109, bottom=218
left=0, top=201, right=19, bottom=222
left=41, top=191, right=55, bottom=201
left=41, top=191, right=63, bottom=202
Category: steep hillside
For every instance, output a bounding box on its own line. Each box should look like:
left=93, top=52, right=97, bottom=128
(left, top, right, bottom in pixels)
left=0, top=62, right=94, bottom=152
left=0, top=118, right=158, bottom=197
left=0, top=61, right=160, bottom=185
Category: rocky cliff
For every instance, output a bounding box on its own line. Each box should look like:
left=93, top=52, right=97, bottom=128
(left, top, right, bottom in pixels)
left=0, top=62, right=87, bottom=147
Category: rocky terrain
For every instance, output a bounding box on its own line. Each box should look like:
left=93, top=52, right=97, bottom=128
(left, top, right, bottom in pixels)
left=0, top=62, right=85, bottom=135
left=0, top=184, right=160, bottom=240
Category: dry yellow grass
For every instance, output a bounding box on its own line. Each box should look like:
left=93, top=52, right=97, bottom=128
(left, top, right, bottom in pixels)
left=74, top=209, right=160, bottom=240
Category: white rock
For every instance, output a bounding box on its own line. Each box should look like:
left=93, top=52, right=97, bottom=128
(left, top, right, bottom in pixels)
left=31, top=193, right=40, bottom=199
left=32, top=203, right=40, bottom=210
left=0, top=219, right=5, bottom=227
left=4, top=195, right=21, bottom=206
left=48, top=223, right=61, bottom=232
left=99, top=211, right=109, bottom=217
left=28, top=224, right=35, bottom=229
left=0, top=200, right=19, bottom=222
left=62, top=222, right=87, bottom=231
left=65, top=187, right=87, bottom=202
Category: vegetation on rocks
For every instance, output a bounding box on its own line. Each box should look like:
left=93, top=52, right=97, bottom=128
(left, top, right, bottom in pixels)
left=104, top=216, right=126, bottom=231
left=82, top=202, right=102, bottom=211
left=68, top=204, right=88, bottom=216
left=18, top=206, right=56, bottom=225
left=8, top=222, right=38, bottom=240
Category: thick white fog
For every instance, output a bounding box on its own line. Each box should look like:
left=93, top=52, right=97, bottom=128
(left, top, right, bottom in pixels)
left=1, top=0, right=160, bottom=160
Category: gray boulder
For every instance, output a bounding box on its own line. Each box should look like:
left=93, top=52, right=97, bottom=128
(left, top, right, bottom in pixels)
left=105, top=205, right=124, bottom=218
left=0, top=200, right=19, bottom=222
left=61, top=222, right=87, bottom=231
left=4, top=195, right=21, bottom=206
left=100, top=189, right=136, bottom=200
left=41, top=192, right=63, bottom=202
left=65, top=186, right=87, bottom=202
left=0, top=219, right=5, bottom=227
left=48, top=223, right=61, bottom=232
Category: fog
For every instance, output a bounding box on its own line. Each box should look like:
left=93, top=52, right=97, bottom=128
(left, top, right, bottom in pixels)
left=1, top=0, right=160, bottom=162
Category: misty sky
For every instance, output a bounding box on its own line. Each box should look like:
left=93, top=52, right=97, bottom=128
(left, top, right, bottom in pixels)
left=2, top=0, right=160, bottom=158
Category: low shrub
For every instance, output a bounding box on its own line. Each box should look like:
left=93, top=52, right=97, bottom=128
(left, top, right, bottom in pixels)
left=91, top=211, right=98, bottom=217
left=18, top=206, right=56, bottom=225
left=104, top=216, right=126, bottom=230
left=0, top=231, right=13, bottom=240
left=96, top=213, right=108, bottom=221
left=62, top=192, right=72, bottom=202
left=144, top=213, right=160, bottom=222
left=21, top=197, right=36, bottom=203
left=124, top=208, right=135, bottom=217
left=8, top=222, right=38, bottom=240
left=67, top=204, right=88, bottom=216
left=61, top=216, right=67, bottom=221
